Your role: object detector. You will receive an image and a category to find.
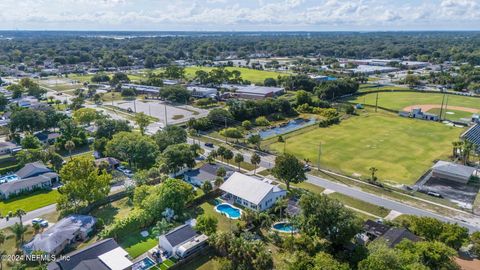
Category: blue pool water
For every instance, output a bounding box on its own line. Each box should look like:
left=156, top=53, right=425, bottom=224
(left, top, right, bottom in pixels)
left=272, top=222, right=297, bottom=233
left=255, top=118, right=316, bottom=139
left=215, top=203, right=242, bottom=219
left=0, top=174, right=19, bottom=184
left=132, top=257, right=156, bottom=270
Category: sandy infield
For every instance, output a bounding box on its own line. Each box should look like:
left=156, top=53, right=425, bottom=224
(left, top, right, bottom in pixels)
left=402, top=104, right=479, bottom=113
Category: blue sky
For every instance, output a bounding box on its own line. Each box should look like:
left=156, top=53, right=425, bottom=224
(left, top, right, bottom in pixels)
left=0, top=0, right=479, bottom=31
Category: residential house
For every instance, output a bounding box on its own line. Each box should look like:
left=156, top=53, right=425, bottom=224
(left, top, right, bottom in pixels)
left=15, top=96, right=39, bottom=108
left=359, top=220, right=421, bottom=247
left=219, top=172, right=287, bottom=211
left=158, top=224, right=208, bottom=259
left=94, top=157, right=120, bottom=171
left=0, top=161, right=58, bottom=199
left=47, top=238, right=133, bottom=270
left=34, top=131, right=61, bottom=145
left=24, top=215, right=96, bottom=256
left=183, top=163, right=234, bottom=187
left=0, top=141, right=21, bottom=156
left=431, top=161, right=478, bottom=184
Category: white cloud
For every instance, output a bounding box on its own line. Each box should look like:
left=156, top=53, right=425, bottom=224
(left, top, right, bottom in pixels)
left=0, top=0, right=478, bottom=30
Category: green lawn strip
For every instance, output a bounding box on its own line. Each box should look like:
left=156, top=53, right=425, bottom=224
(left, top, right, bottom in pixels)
left=181, top=250, right=221, bottom=270
left=163, top=259, right=175, bottom=267
left=267, top=110, right=463, bottom=185
left=90, top=198, right=133, bottom=226
left=293, top=182, right=325, bottom=194
left=0, top=190, right=60, bottom=216
left=184, top=66, right=289, bottom=85
left=257, top=169, right=271, bottom=177
left=119, top=229, right=158, bottom=258
left=347, top=91, right=480, bottom=111
left=327, top=192, right=390, bottom=218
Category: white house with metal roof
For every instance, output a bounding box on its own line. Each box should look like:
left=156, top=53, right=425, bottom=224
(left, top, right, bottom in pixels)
left=158, top=224, right=208, bottom=259
left=220, top=172, right=287, bottom=211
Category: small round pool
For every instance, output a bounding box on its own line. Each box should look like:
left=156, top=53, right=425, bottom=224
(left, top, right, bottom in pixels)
left=272, top=222, right=297, bottom=233
left=215, top=203, right=242, bottom=219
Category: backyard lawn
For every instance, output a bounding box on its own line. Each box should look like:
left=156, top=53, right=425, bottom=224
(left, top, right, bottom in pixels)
left=327, top=192, right=390, bottom=218
left=0, top=190, right=60, bottom=216
left=198, top=201, right=243, bottom=232
left=265, top=110, right=464, bottom=185
left=348, top=91, right=480, bottom=111
left=184, top=67, right=288, bottom=85
left=119, top=229, right=158, bottom=258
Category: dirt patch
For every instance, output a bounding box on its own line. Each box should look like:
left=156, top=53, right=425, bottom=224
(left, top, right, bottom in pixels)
left=402, top=104, right=479, bottom=113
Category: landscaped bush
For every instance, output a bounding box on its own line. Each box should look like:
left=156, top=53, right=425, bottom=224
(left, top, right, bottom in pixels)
left=255, top=116, right=271, bottom=126
left=318, top=117, right=340, bottom=128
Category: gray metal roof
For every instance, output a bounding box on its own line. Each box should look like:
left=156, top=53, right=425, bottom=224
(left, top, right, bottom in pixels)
left=0, top=173, right=56, bottom=195
left=164, top=224, right=198, bottom=247
left=432, top=161, right=476, bottom=179
left=220, top=172, right=284, bottom=205
left=24, top=215, right=96, bottom=255
left=380, top=228, right=420, bottom=248
left=48, top=238, right=118, bottom=270
left=16, top=161, right=53, bottom=179
left=462, top=124, right=480, bottom=150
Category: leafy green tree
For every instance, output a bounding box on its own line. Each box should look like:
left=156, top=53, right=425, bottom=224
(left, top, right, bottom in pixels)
left=241, top=120, right=252, bottom=130
left=159, top=85, right=190, bottom=103
left=57, top=156, right=111, bottom=211
left=234, top=153, right=244, bottom=171
left=358, top=241, right=423, bottom=270
left=272, top=153, right=306, bottom=190
left=216, top=167, right=227, bottom=178
left=247, top=134, right=262, bottom=149
left=219, top=127, right=243, bottom=142
left=134, top=112, right=151, bottom=136
left=6, top=84, right=24, bottom=99
left=396, top=240, right=459, bottom=270
left=313, top=252, right=350, bottom=270
left=299, top=193, right=361, bottom=249
left=296, top=90, right=312, bottom=106
left=158, top=143, right=196, bottom=174
left=164, top=66, right=185, bottom=80
left=9, top=109, right=46, bottom=133
left=73, top=108, right=98, bottom=126
left=264, top=78, right=277, bottom=87
left=10, top=223, right=27, bottom=251
left=223, top=149, right=234, bottom=164
left=21, top=135, right=42, bottom=149
left=154, top=125, right=187, bottom=152
left=106, top=132, right=159, bottom=169
left=195, top=215, right=218, bottom=236
left=64, top=140, right=75, bottom=159
left=255, top=116, right=271, bottom=126
left=251, top=153, right=261, bottom=174
left=201, top=181, right=213, bottom=193
left=152, top=219, right=173, bottom=236
left=95, top=118, right=131, bottom=139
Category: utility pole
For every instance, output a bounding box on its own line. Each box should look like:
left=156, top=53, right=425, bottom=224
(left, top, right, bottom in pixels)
left=133, top=99, right=137, bottom=113
left=164, top=104, right=168, bottom=127
left=375, top=92, right=379, bottom=112
left=439, top=94, right=446, bottom=121
left=317, top=144, right=321, bottom=170
left=444, top=95, right=449, bottom=120
left=149, top=104, right=151, bottom=116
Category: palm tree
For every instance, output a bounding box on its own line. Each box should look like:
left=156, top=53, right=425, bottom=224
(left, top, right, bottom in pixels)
left=10, top=223, right=27, bottom=251
left=14, top=209, right=26, bottom=225
left=234, top=153, right=244, bottom=172
left=152, top=219, right=172, bottom=236
left=251, top=153, right=261, bottom=174
left=369, top=167, right=378, bottom=182
left=64, top=140, right=75, bottom=159
left=462, top=141, right=474, bottom=165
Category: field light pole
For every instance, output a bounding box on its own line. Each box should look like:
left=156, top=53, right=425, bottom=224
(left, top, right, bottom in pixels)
left=317, top=143, right=322, bottom=171
left=375, top=92, right=379, bottom=112
left=439, top=94, right=446, bottom=121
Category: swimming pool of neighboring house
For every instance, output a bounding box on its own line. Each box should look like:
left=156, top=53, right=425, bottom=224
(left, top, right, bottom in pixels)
left=0, top=174, right=19, bottom=184
left=132, top=257, right=156, bottom=270
left=272, top=222, right=297, bottom=233
left=215, top=203, right=242, bottom=219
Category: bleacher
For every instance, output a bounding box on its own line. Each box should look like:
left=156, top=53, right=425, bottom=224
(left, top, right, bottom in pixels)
left=461, top=124, right=480, bottom=152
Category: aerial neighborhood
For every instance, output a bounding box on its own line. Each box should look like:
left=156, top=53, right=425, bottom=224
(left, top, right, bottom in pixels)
left=0, top=14, right=480, bottom=270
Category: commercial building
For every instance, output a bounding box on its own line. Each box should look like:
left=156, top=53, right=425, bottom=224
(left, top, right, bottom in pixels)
left=219, top=172, right=287, bottom=211
left=431, top=161, right=477, bottom=184
left=222, top=84, right=285, bottom=99
left=186, top=86, right=217, bottom=98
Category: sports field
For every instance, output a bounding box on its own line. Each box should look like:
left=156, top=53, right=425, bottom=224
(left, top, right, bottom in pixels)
left=184, top=66, right=289, bottom=85
left=265, top=110, right=465, bottom=185
left=348, top=92, right=480, bottom=111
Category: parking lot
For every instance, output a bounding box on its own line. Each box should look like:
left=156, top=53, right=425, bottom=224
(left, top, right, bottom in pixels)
left=112, top=100, right=208, bottom=125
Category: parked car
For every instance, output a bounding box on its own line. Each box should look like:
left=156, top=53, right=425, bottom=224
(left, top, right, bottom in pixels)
left=427, top=191, right=443, bottom=198
left=32, top=218, right=49, bottom=228
left=204, top=143, right=214, bottom=148
left=117, top=166, right=133, bottom=178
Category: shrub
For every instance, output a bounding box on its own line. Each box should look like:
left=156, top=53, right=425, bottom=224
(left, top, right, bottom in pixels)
left=255, top=116, right=271, bottom=126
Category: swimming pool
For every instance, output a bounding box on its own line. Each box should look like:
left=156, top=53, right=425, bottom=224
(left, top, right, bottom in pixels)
left=272, top=222, right=297, bottom=233
left=0, top=174, right=19, bottom=184
left=215, top=203, right=242, bottom=219
left=255, top=118, right=316, bottom=139
left=132, top=257, right=156, bottom=270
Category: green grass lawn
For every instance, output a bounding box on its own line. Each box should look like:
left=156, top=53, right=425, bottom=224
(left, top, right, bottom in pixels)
left=265, top=110, right=464, bottom=185
left=198, top=201, right=243, bottom=232
left=0, top=190, right=60, bottom=216
left=427, top=108, right=474, bottom=121
left=358, top=84, right=411, bottom=93
left=90, top=198, right=133, bottom=226
left=184, top=67, right=288, bottom=85
left=348, top=91, right=480, bottom=111
left=328, top=192, right=390, bottom=218
left=119, top=229, right=158, bottom=258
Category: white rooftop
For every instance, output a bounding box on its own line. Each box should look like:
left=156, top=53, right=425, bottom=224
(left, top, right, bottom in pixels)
left=98, top=247, right=132, bottom=270
left=220, top=172, right=284, bottom=204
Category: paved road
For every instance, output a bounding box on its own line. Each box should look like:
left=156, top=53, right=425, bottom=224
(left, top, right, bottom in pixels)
left=306, top=175, right=480, bottom=232
left=0, top=204, right=57, bottom=229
